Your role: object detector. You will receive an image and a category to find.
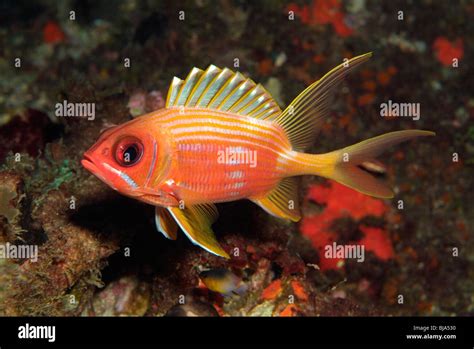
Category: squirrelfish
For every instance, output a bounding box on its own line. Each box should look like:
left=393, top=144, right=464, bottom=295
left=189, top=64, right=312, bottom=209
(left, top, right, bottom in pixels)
left=82, top=53, right=434, bottom=258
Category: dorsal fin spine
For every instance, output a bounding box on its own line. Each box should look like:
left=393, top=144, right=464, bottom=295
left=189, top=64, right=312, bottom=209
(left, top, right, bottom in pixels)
left=176, top=68, right=203, bottom=106
left=185, top=65, right=221, bottom=107
left=237, top=93, right=266, bottom=114
left=195, top=68, right=229, bottom=107
left=209, top=73, right=245, bottom=109
left=166, top=77, right=184, bottom=106
left=219, top=80, right=256, bottom=111
left=252, top=104, right=271, bottom=119
left=165, top=65, right=282, bottom=119
left=230, top=85, right=262, bottom=113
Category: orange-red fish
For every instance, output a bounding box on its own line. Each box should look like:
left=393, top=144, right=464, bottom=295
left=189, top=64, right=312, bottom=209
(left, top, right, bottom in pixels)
left=82, top=53, right=434, bottom=258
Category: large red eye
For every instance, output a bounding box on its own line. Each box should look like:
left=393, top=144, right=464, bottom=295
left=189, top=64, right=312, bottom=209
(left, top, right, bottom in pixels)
left=114, top=137, right=144, bottom=167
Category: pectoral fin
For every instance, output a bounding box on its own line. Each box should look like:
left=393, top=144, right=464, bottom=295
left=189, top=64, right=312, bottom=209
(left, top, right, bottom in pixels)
left=155, top=207, right=178, bottom=240
left=167, top=204, right=229, bottom=258
left=251, top=177, right=301, bottom=222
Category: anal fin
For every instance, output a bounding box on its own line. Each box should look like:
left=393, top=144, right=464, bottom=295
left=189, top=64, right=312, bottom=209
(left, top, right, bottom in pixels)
left=167, top=204, right=229, bottom=258
left=251, top=177, right=301, bottom=222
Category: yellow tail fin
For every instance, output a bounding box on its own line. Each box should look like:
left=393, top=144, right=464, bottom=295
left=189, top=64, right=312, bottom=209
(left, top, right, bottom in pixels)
left=296, top=130, right=435, bottom=198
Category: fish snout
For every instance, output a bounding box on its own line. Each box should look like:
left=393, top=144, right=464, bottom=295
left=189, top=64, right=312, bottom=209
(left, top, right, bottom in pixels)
left=81, top=152, right=98, bottom=173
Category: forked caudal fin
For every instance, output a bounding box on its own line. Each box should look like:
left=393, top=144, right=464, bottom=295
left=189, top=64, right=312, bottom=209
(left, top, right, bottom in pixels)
left=269, top=52, right=434, bottom=199
left=294, top=130, right=435, bottom=198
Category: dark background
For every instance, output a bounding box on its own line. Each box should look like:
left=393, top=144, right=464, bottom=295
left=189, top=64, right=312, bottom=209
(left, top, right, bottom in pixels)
left=0, top=0, right=472, bottom=317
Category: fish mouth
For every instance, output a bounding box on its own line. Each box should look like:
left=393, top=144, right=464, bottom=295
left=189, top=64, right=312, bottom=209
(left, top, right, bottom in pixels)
left=81, top=154, right=119, bottom=191
left=81, top=154, right=99, bottom=174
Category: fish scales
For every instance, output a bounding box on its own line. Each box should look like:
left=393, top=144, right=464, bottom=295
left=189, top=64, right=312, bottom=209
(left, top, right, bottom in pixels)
left=161, top=108, right=288, bottom=203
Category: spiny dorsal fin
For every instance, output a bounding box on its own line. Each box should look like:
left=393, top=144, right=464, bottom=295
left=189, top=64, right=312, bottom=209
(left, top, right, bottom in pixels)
left=166, top=77, right=184, bottom=107
left=167, top=203, right=229, bottom=258
left=166, top=65, right=281, bottom=120
left=274, top=53, right=373, bottom=152
left=251, top=177, right=301, bottom=222
left=175, top=67, right=204, bottom=106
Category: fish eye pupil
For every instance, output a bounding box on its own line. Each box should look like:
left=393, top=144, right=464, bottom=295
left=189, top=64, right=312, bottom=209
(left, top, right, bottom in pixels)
left=115, top=138, right=143, bottom=166
left=123, top=145, right=138, bottom=163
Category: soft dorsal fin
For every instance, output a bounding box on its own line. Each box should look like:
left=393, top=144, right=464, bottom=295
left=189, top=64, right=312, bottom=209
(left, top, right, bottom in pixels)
left=251, top=177, right=301, bottom=222
left=274, top=53, right=373, bottom=152
left=167, top=203, right=229, bottom=258
left=166, top=65, right=281, bottom=120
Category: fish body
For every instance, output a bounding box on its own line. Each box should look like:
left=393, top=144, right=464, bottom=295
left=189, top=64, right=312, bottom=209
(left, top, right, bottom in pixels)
left=82, top=53, right=434, bottom=258
left=199, top=269, right=246, bottom=296
left=130, top=107, right=295, bottom=205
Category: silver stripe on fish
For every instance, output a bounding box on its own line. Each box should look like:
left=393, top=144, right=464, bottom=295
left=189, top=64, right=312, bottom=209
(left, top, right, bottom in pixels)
left=103, top=163, right=139, bottom=189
